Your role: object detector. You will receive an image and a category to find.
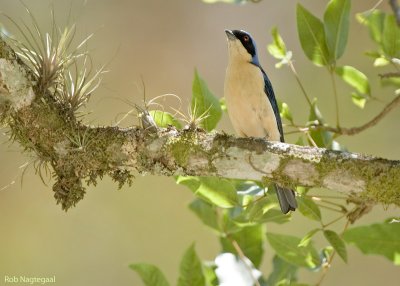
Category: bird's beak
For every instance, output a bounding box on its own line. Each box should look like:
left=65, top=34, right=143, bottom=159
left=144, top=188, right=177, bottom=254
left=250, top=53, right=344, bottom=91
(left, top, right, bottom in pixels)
left=225, top=29, right=236, bottom=41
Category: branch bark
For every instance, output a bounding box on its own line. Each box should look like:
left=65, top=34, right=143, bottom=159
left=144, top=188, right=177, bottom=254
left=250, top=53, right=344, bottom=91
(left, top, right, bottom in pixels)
left=1, top=36, right=400, bottom=210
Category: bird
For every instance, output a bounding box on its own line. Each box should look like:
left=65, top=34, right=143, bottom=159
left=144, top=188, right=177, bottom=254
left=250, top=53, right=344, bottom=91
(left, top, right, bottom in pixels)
left=224, top=29, right=297, bottom=214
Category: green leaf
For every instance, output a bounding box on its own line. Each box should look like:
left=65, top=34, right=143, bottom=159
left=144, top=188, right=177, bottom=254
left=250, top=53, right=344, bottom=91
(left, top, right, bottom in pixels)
left=357, top=10, right=385, bottom=44
left=323, top=0, right=351, bottom=60
left=297, top=196, right=322, bottom=221
left=203, top=264, right=218, bottom=286
left=177, top=177, right=238, bottom=208
left=374, top=57, right=390, bottom=67
left=267, top=233, right=321, bottom=269
left=257, top=209, right=292, bottom=224
left=343, top=222, right=400, bottom=265
left=321, top=246, right=334, bottom=263
left=266, top=255, right=299, bottom=286
left=192, top=70, right=222, bottom=131
left=189, top=198, right=220, bottom=231
left=130, top=263, right=170, bottom=286
left=298, top=228, right=321, bottom=247
left=297, top=4, right=330, bottom=66
left=219, top=97, right=227, bottom=112
left=267, top=27, right=287, bottom=59
left=177, top=244, right=206, bottom=286
left=149, top=110, right=182, bottom=129
left=381, top=76, right=400, bottom=88
left=176, top=176, right=201, bottom=191
left=335, top=66, right=371, bottom=96
left=245, top=194, right=273, bottom=213
left=279, top=102, right=294, bottom=123
left=308, top=98, right=324, bottom=122
left=365, top=50, right=382, bottom=59
left=197, top=177, right=238, bottom=208
left=351, top=92, right=367, bottom=109
left=242, top=196, right=274, bottom=221
left=220, top=209, right=243, bottom=235
left=382, top=15, right=400, bottom=58
left=220, top=225, right=264, bottom=267
left=234, top=195, right=291, bottom=225
left=307, top=98, right=333, bottom=147
left=323, top=230, right=348, bottom=263
left=295, top=186, right=310, bottom=195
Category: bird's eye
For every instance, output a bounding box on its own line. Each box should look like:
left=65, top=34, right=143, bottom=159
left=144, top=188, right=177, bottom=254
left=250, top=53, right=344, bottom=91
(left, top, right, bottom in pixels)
left=243, top=35, right=250, bottom=42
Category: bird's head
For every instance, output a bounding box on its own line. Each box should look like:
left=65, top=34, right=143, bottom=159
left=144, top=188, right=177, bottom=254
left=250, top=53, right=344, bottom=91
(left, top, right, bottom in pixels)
left=225, top=29, right=259, bottom=65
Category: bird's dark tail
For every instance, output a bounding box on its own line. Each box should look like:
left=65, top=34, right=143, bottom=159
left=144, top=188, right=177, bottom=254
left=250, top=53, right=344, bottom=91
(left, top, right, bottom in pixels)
left=275, top=184, right=297, bottom=214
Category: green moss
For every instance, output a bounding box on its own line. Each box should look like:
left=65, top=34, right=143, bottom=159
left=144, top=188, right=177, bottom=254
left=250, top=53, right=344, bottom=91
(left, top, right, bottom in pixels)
left=340, top=159, right=400, bottom=206
left=273, top=149, right=400, bottom=207
left=167, top=131, right=200, bottom=167
left=1, top=36, right=141, bottom=210
left=271, top=156, right=297, bottom=189
left=110, top=169, right=134, bottom=189
left=53, top=173, right=85, bottom=211
left=362, top=162, right=400, bottom=206
left=315, top=154, right=338, bottom=186
left=317, top=153, right=400, bottom=206
left=169, top=140, right=191, bottom=166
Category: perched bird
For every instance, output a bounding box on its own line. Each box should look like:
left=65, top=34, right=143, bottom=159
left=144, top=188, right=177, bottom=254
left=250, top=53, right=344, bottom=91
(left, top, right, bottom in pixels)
left=224, top=29, right=297, bottom=214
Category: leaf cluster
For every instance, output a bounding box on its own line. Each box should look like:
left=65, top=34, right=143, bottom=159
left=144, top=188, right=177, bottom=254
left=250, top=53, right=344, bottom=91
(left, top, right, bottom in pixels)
left=132, top=1, right=400, bottom=285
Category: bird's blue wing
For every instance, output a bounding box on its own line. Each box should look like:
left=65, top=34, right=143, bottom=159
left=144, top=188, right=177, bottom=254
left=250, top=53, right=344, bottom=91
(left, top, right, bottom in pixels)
left=260, top=68, right=284, bottom=142
left=255, top=66, right=297, bottom=213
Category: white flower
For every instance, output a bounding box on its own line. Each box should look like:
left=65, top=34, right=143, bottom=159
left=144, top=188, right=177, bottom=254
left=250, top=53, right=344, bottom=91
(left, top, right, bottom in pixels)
left=215, top=253, right=262, bottom=286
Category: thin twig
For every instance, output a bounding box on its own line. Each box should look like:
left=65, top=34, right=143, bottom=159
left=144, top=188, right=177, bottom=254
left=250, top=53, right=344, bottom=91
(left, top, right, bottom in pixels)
left=306, top=132, right=318, bottom=147
left=284, top=129, right=305, bottom=135
left=316, top=203, right=345, bottom=213
left=315, top=220, right=351, bottom=286
left=285, top=81, right=400, bottom=138
left=241, top=194, right=267, bottom=208
left=310, top=94, right=400, bottom=136
left=231, top=240, right=261, bottom=286
left=312, top=197, right=348, bottom=213
left=379, top=72, right=400, bottom=78
left=288, top=61, right=313, bottom=107
left=321, top=214, right=347, bottom=228
left=330, top=71, right=340, bottom=128
left=247, top=153, right=268, bottom=175
left=309, top=195, right=347, bottom=200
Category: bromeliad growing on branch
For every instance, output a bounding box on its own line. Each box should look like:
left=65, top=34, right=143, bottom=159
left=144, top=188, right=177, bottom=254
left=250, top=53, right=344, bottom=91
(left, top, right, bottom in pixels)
left=1, top=31, right=399, bottom=210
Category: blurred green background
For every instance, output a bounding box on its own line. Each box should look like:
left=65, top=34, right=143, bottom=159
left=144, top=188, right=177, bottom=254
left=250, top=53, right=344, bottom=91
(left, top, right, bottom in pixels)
left=0, top=0, right=399, bottom=285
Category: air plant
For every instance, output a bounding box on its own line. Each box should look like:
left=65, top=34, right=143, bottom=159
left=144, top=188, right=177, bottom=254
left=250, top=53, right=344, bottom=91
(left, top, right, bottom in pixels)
left=134, top=104, right=158, bottom=132
left=66, top=126, right=94, bottom=152
left=138, top=93, right=182, bottom=130
left=115, top=77, right=183, bottom=130
left=33, top=157, right=52, bottom=185
left=1, top=4, right=93, bottom=92
left=57, top=55, right=104, bottom=113
left=172, top=100, right=211, bottom=130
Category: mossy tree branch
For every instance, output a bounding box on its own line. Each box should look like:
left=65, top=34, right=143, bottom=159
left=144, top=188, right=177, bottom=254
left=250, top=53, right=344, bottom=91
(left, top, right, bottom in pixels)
left=1, top=36, right=399, bottom=211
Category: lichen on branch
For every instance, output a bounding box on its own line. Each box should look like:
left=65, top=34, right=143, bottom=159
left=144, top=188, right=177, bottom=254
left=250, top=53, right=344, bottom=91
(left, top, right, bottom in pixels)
left=1, top=34, right=400, bottom=211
